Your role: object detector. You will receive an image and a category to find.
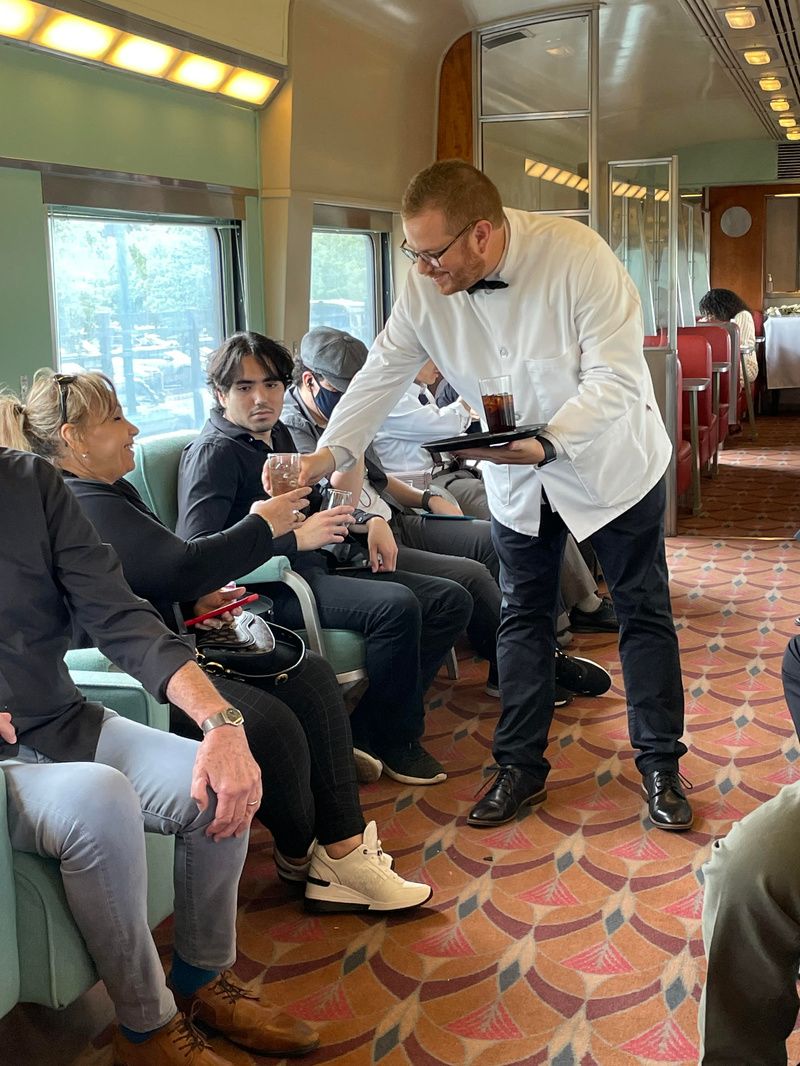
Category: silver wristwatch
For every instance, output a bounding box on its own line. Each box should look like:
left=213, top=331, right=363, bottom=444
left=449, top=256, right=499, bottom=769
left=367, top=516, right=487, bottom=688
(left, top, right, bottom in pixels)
left=200, top=706, right=245, bottom=734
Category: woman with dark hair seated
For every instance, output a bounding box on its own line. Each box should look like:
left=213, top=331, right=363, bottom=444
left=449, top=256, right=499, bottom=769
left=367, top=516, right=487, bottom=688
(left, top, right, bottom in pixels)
left=699, top=288, right=758, bottom=383
left=0, top=369, right=431, bottom=914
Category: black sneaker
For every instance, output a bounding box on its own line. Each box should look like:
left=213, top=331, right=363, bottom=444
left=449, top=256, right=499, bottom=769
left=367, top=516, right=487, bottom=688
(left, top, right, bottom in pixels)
left=569, top=597, right=619, bottom=633
left=377, top=741, right=447, bottom=785
left=555, top=649, right=612, bottom=696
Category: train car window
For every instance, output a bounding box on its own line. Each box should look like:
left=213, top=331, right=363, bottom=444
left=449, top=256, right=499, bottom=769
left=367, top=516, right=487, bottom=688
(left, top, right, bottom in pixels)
left=310, top=230, right=381, bottom=345
left=48, top=210, right=242, bottom=436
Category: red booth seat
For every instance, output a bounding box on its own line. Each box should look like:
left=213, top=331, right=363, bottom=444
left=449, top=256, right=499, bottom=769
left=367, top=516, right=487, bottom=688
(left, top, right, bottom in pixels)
left=676, top=334, right=718, bottom=468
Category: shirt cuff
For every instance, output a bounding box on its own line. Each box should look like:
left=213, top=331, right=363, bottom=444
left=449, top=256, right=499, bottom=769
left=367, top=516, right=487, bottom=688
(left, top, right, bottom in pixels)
left=537, top=428, right=565, bottom=458
left=327, top=445, right=356, bottom=471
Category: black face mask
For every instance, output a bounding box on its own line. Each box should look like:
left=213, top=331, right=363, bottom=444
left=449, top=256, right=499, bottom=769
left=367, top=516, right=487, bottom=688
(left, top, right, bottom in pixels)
left=313, top=381, right=342, bottom=419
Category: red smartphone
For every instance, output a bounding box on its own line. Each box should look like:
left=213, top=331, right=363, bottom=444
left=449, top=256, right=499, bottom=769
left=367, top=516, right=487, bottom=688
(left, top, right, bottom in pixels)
left=183, top=593, right=259, bottom=627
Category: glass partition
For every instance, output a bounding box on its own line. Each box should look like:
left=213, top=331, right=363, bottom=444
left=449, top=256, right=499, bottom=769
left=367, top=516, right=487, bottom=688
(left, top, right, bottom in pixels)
left=477, top=8, right=597, bottom=229
left=482, top=118, right=589, bottom=213
left=608, top=160, right=675, bottom=341
left=481, top=15, right=589, bottom=116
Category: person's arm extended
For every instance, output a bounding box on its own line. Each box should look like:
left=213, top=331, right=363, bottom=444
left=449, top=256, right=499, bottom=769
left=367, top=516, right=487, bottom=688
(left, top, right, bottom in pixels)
left=166, top=660, right=261, bottom=840
left=316, top=294, right=430, bottom=465
left=330, top=454, right=365, bottom=500
left=386, top=474, right=462, bottom=515
left=69, top=480, right=274, bottom=605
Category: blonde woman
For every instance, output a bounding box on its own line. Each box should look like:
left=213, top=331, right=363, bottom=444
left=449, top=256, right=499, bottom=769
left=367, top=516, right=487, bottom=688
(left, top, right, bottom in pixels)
left=0, top=370, right=431, bottom=915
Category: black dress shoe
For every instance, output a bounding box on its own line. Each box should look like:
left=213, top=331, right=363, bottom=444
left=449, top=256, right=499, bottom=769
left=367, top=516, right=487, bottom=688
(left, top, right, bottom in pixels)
left=642, top=769, right=693, bottom=831
left=468, top=766, right=547, bottom=827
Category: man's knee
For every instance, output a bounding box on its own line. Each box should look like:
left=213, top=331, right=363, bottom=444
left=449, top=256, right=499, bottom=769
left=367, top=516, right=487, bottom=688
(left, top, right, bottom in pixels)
left=62, top=765, right=143, bottom=850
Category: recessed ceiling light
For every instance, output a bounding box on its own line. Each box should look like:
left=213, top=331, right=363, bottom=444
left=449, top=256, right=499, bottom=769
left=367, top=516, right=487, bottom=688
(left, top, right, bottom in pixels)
left=743, top=48, right=772, bottom=64
left=770, top=98, right=791, bottom=111
left=786, top=129, right=800, bottom=141
left=779, top=117, right=797, bottom=127
left=759, top=76, right=782, bottom=91
left=720, top=6, right=761, bottom=29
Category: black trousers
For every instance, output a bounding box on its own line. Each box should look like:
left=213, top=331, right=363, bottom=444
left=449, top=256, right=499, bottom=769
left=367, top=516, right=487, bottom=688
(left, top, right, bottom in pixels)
left=491, top=478, right=686, bottom=778
left=170, top=651, right=365, bottom=856
left=781, top=636, right=800, bottom=739
left=269, top=567, right=473, bottom=752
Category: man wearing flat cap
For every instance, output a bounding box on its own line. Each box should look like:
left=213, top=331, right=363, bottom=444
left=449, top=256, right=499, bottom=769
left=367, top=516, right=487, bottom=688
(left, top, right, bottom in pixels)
left=177, top=329, right=473, bottom=787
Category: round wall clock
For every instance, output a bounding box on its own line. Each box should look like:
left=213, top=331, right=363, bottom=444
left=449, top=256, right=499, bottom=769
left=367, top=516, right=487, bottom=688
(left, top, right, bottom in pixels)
left=720, top=206, right=752, bottom=237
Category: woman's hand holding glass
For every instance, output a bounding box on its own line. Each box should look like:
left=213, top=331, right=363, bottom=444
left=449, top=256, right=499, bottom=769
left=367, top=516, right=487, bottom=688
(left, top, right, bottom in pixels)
left=249, top=486, right=311, bottom=537
left=294, top=505, right=355, bottom=551
left=191, top=585, right=247, bottom=631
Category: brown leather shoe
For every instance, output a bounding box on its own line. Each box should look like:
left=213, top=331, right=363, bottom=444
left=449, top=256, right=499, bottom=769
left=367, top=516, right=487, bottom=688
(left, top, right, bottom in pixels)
left=173, top=971, right=320, bottom=1057
left=112, top=1012, right=231, bottom=1065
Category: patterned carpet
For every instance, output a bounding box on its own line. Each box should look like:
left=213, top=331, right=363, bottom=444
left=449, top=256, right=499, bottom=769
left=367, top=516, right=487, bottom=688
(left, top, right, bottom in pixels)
left=75, top=418, right=800, bottom=1065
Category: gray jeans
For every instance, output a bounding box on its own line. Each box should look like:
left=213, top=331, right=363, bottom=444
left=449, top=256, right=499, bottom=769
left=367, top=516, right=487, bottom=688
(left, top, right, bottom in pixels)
left=1, top=710, right=248, bottom=1031
left=700, top=780, right=800, bottom=1064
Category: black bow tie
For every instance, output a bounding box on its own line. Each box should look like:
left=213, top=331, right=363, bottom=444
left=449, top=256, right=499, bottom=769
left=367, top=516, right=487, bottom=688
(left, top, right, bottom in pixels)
left=467, top=278, right=509, bottom=295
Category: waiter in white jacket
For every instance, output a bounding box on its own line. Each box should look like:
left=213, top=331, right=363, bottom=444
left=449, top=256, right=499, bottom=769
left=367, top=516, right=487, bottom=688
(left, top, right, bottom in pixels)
left=299, top=159, right=691, bottom=832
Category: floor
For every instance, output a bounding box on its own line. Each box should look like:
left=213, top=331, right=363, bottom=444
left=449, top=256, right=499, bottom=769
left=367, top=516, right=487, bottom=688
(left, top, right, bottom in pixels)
left=5, top=416, right=800, bottom=1065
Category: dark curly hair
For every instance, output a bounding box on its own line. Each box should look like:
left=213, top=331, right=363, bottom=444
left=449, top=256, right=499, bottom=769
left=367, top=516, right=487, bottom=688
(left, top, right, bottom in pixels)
left=206, top=331, right=293, bottom=403
left=699, top=289, right=749, bottom=322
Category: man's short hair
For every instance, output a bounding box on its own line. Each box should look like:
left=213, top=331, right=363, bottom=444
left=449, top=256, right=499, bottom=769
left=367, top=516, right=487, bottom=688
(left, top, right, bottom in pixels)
left=206, top=332, right=293, bottom=400
left=401, top=160, right=504, bottom=231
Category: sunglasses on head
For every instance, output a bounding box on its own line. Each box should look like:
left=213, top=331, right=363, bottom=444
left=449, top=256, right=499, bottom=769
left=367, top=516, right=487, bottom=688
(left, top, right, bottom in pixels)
left=53, top=373, right=76, bottom=426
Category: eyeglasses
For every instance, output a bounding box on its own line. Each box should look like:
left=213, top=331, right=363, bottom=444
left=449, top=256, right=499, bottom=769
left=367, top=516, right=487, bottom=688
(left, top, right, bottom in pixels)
left=400, top=219, right=479, bottom=268
left=53, top=373, right=76, bottom=426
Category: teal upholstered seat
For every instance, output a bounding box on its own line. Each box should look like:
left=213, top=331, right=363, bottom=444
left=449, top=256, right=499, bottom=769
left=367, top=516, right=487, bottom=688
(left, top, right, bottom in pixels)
left=125, top=431, right=367, bottom=684
left=0, top=671, right=174, bottom=1016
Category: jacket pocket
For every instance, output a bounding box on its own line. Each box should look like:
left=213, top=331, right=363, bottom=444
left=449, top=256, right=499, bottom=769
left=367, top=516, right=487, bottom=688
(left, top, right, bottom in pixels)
left=571, top=402, right=650, bottom=508
left=524, top=345, right=581, bottom=423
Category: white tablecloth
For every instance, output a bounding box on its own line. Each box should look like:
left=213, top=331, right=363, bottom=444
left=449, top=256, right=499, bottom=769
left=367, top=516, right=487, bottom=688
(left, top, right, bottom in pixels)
left=765, top=316, right=800, bottom=388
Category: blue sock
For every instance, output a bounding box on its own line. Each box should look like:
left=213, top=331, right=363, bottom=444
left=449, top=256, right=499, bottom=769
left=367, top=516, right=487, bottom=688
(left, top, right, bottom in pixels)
left=119, top=1023, right=163, bottom=1044
left=170, top=952, right=219, bottom=998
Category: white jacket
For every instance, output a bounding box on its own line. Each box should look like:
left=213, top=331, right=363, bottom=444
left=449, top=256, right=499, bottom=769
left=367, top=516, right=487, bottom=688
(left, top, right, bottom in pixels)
left=320, top=209, right=672, bottom=541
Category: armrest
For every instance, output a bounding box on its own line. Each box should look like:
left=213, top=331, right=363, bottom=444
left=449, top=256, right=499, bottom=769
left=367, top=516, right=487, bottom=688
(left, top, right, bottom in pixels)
left=64, top=648, right=115, bottom=673
left=237, top=554, right=292, bottom=585
left=70, top=670, right=169, bottom=731
left=237, top=555, right=327, bottom=658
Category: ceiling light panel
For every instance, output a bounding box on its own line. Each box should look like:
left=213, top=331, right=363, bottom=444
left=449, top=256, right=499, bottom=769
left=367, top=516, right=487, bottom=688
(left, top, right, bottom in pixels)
left=787, top=129, right=800, bottom=140
left=106, top=34, right=176, bottom=77
left=779, top=117, right=797, bottom=127
left=759, top=76, right=782, bottom=91
left=743, top=48, right=772, bottom=64
left=770, top=97, right=791, bottom=111
left=0, top=0, right=42, bottom=37
left=718, top=5, right=763, bottom=30
left=35, top=10, right=117, bottom=59
left=0, top=0, right=283, bottom=108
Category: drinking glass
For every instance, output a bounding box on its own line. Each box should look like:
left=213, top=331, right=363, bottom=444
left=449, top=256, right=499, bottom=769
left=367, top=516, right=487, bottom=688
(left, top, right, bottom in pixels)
left=479, top=375, right=516, bottom=433
left=326, top=489, right=353, bottom=509
left=267, top=453, right=301, bottom=496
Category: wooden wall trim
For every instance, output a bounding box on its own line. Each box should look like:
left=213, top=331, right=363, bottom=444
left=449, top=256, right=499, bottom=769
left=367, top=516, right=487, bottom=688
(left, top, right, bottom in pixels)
left=709, top=181, right=800, bottom=312
left=437, top=34, right=472, bottom=162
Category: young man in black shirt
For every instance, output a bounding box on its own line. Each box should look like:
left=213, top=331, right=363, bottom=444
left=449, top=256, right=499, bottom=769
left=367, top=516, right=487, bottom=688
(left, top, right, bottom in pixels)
left=177, top=332, right=473, bottom=786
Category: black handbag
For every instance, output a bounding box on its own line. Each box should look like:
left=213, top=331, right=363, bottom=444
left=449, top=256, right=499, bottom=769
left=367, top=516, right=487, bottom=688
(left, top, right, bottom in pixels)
left=194, top=610, right=306, bottom=686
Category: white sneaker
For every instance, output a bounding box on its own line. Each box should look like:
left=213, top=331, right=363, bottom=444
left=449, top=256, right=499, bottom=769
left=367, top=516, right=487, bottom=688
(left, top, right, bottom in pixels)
left=304, top=822, right=432, bottom=913
left=353, top=747, right=383, bottom=783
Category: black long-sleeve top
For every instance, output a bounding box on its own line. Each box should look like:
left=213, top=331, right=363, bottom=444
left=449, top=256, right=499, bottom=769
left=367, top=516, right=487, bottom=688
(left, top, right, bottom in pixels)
left=176, top=409, right=327, bottom=577
left=62, top=471, right=277, bottom=629
left=0, top=449, right=194, bottom=763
